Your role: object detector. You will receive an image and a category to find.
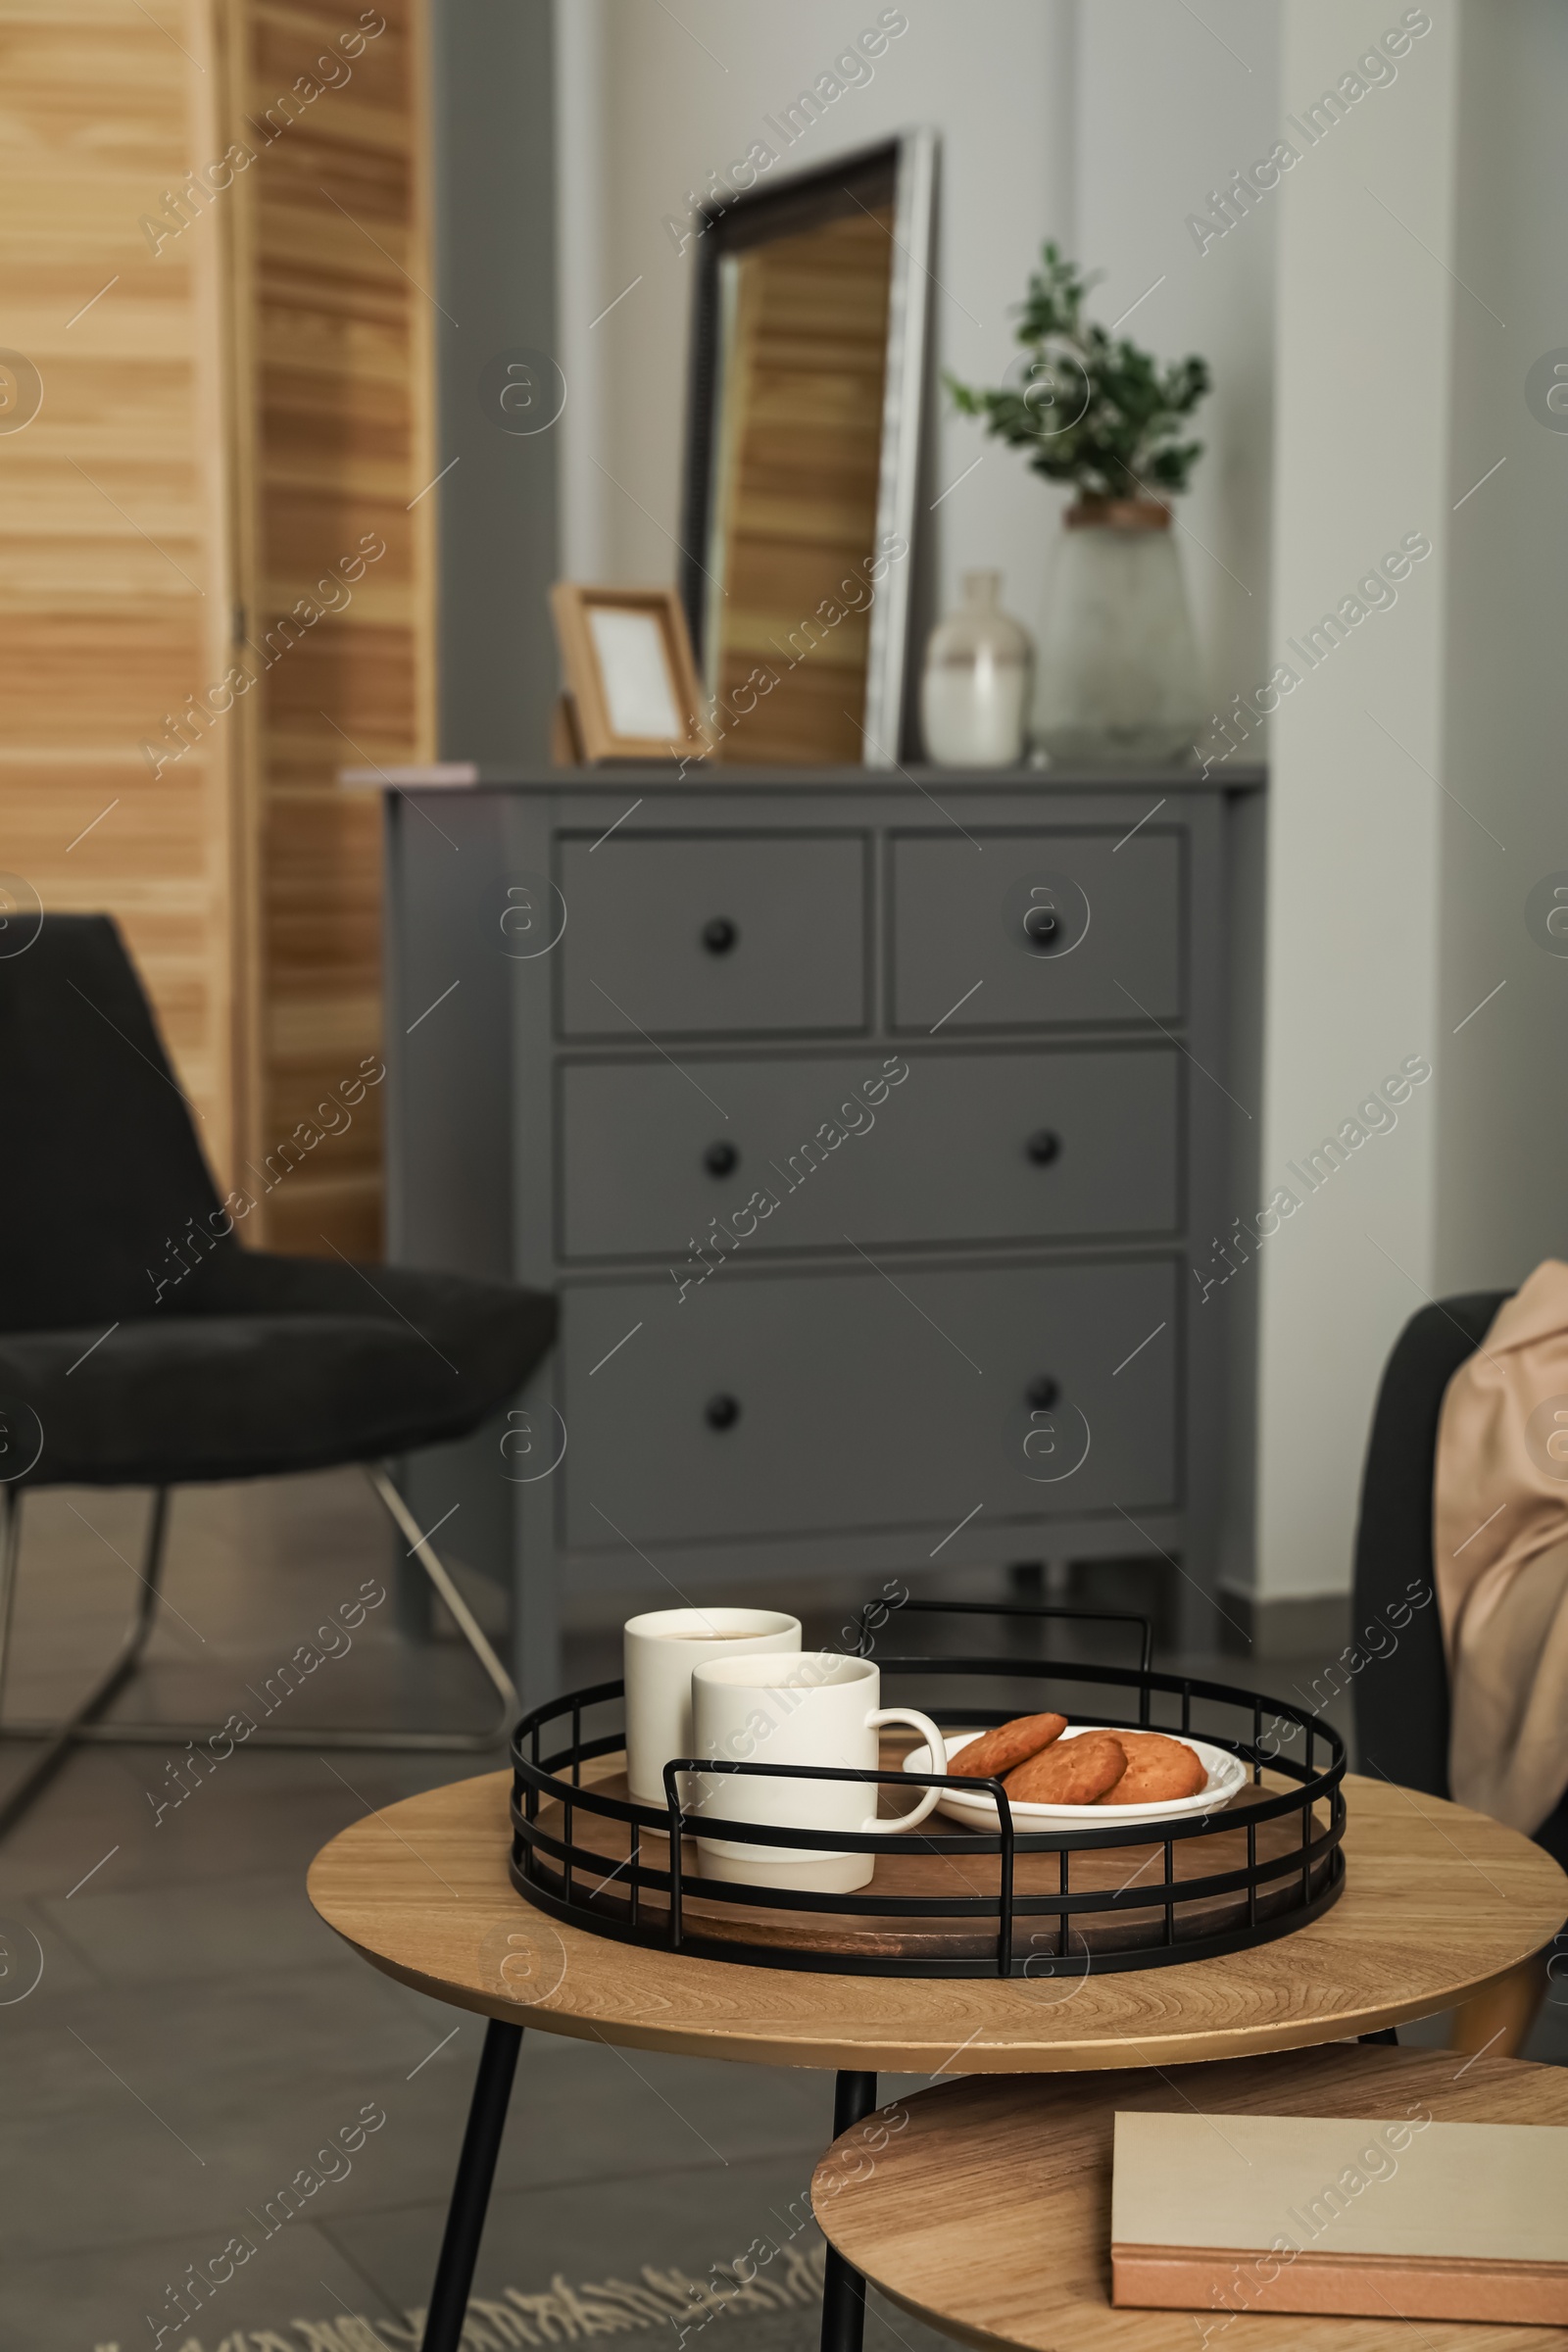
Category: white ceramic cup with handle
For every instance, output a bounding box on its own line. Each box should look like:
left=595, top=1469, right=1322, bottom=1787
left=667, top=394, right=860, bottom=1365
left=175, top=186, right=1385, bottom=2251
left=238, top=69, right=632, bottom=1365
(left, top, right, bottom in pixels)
left=622, top=1606, right=801, bottom=1805
left=688, top=1651, right=948, bottom=1893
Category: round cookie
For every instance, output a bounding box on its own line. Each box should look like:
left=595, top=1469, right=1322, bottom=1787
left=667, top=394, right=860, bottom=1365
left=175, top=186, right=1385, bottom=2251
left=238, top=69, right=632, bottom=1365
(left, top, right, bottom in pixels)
left=948, top=1712, right=1067, bottom=1781
left=1096, top=1731, right=1207, bottom=1805
left=1004, top=1730, right=1127, bottom=1806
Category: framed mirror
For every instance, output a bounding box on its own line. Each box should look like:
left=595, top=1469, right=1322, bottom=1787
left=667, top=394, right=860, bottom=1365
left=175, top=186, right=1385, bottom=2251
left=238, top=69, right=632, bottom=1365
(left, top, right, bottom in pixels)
left=679, top=131, right=936, bottom=767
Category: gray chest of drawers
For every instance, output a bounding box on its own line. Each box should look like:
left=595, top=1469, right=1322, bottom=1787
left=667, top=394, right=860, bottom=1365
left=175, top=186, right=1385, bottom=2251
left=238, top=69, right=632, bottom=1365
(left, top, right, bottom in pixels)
left=376, top=763, right=1264, bottom=1698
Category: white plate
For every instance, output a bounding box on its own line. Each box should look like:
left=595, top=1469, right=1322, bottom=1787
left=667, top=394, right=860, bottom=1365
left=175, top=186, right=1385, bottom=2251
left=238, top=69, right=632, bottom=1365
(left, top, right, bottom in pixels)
left=901, top=1725, right=1248, bottom=1830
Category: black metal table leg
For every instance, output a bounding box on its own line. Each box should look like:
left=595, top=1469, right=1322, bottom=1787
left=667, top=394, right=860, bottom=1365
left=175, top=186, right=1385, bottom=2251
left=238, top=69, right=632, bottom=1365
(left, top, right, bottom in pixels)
left=1358, top=2028, right=1399, bottom=2044
left=420, top=2019, right=523, bottom=2352
left=820, top=2069, right=878, bottom=2352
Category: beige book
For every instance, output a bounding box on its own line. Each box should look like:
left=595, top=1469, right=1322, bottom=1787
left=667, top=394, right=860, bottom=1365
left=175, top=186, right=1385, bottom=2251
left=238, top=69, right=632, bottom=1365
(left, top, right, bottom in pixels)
left=1111, top=2109, right=1568, bottom=2325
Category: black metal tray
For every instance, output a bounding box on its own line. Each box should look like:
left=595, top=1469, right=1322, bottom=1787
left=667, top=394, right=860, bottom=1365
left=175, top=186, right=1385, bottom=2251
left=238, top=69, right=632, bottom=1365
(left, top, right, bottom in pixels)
left=508, top=1600, right=1346, bottom=1979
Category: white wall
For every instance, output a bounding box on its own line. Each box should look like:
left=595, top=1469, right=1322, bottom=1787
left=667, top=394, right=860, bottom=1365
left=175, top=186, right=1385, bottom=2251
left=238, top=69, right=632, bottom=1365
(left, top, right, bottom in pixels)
left=1074, top=0, right=1280, bottom=720
left=558, top=0, right=1280, bottom=689
left=1249, top=0, right=1457, bottom=1602
left=558, top=0, right=1077, bottom=637
left=1246, top=0, right=1568, bottom=1608
left=1433, top=0, right=1568, bottom=1293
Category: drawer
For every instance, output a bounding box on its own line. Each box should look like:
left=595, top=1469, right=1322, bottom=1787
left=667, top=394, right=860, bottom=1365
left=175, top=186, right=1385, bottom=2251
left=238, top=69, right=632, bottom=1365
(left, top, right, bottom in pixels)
left=561, top=1257, right=1177, bottom=1547
left=558, top=1046, right=1179, bottom=1260
left=558, top=832, right=866, bottom=1037
left=890, top=829, right=1182, bottom=1030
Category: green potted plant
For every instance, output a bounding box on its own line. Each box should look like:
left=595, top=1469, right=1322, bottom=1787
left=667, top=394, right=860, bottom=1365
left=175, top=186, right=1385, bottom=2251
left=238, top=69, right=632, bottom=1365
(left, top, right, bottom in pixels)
left=947, top=245, right=1212, bottom=763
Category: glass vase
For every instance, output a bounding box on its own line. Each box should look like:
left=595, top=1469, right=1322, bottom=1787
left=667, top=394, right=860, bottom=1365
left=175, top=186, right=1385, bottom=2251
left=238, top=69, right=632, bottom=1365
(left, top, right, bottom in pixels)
left=1033, top=498, right=1204, bottom=764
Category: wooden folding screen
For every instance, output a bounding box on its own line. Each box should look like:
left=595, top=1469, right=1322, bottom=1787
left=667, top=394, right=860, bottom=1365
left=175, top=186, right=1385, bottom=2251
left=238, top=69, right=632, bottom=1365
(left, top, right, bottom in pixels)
left=0, top=0, right=433, bottom=1256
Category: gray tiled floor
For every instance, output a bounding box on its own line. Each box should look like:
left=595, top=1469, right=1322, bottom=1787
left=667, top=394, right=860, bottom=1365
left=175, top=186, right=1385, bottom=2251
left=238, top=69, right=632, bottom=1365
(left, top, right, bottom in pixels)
left=0, top=1476, right=952, bottom=2352
left=1, top=1472, right=1557, bottom=2351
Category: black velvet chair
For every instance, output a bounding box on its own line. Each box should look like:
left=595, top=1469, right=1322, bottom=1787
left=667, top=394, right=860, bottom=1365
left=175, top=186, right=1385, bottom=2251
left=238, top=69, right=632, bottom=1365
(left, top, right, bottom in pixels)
left=0, top=914, right=556, bottom=1834
left=1352, top=1288, right=1568, bottom=1873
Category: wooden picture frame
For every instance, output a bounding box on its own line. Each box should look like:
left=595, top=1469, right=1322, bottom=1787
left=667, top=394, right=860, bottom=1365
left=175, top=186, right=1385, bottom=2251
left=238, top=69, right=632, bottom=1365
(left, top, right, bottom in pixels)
left=549, top=584, right=709, bottom=764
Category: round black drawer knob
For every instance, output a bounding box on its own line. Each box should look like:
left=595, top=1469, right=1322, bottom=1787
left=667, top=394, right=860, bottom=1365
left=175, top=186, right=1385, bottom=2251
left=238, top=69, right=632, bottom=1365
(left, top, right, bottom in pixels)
left=704, top=1141, right=739, bottom=1177
left=702, top=916, right=738, bottom=955
left=705, top=1394, right=741, bottom=1431
left=1025, top=1129, right=1061, bottom=1166
left=1026, top=1376, right=1059, bottom=1411
left=1022, top=906, right=1058, bottom=944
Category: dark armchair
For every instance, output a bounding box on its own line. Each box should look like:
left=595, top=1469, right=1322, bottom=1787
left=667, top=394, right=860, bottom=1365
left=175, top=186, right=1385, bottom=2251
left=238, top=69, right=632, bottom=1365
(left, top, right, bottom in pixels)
left=0, top=915, right=555, bottom=1834
left=1353, top=1288, right=1567, bottom=2050
left=1351, top=1292, right=1505, bottom=1804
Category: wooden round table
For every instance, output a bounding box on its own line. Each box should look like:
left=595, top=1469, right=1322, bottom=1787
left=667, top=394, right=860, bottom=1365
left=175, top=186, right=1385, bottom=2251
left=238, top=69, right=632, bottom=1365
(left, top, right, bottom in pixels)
left=308, top=1770, right=1566, bottom=2352
left=810, top=2044, right=1568, bottom=2350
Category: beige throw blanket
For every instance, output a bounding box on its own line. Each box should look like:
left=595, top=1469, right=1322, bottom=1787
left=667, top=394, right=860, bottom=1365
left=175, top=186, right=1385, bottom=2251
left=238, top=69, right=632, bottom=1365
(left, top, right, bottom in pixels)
left=1434, top=1260, right=1568, bottom=1834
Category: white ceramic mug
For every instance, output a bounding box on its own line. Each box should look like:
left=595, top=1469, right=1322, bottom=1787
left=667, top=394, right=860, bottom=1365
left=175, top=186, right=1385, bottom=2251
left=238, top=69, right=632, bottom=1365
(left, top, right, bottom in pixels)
left=688, top=1652, right=947, bottom=1893
left=622, top=1607, right=801, bottom=1804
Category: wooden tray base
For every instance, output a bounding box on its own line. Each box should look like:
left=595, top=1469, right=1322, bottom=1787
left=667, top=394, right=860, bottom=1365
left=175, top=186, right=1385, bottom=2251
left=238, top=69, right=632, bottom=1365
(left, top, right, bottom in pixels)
left=519, top=1744, right=1335, bottom=1966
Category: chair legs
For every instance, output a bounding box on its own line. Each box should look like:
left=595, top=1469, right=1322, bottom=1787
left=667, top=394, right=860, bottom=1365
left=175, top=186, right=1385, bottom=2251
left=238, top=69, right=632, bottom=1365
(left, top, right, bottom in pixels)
left=0, top=1467, right=519, bottom=1834
left=0, top=1486, right=172, bottom=1838
left=364, top=1467, right=516, bottom=1718
left=0, top=1484, right=23, bottom=1723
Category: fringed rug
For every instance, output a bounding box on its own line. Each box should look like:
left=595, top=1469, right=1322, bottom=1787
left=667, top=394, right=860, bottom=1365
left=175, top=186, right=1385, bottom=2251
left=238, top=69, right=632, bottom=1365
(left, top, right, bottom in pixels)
left=93, top=2242, right=829, bottom=2352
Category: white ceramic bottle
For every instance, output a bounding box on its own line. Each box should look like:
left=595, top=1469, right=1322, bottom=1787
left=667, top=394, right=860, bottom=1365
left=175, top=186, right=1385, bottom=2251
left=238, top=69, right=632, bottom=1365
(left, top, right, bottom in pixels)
left=920, top=570, right=1034, bottom=767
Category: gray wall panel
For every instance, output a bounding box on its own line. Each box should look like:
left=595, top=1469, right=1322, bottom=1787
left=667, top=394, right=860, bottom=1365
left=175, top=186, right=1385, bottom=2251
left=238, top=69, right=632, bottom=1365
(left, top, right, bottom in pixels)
left=431, top=0, right=560, bottom=765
